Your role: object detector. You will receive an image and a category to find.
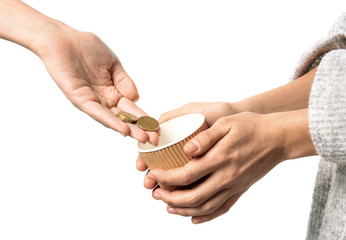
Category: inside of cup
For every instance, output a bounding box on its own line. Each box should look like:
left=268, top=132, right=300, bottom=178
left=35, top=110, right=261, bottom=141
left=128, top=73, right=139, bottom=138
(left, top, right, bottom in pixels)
left=138, top=113, right=205, bottom=153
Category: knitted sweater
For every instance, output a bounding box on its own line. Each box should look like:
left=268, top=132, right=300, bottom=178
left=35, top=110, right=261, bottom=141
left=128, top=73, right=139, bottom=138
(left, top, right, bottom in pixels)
left=290, top=13, right=346, bottom=240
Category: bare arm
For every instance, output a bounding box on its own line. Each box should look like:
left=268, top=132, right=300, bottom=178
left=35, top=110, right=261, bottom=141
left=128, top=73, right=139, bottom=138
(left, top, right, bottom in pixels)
left=0, top=0, right=159, bottom=144
left=234, top=67, right=317, bottom=113
left=0, top=0, right=62, bottom=54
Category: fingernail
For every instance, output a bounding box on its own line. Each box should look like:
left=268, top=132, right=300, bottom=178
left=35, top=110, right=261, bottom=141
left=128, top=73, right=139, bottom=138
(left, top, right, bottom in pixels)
left=167, top=207, right=176, bottom=214
left=184, top=139, right=199, bottom=154
left=121, top=133, right=127, bottom=137
left=192, top=217, right=201, bottom=224
left=154, top=192, right=161, bottom=200
left=147, top=173, right=156, bottom=181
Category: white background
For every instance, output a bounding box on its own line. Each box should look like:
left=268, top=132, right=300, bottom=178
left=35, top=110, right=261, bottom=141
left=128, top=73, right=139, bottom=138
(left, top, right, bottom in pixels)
left=0, top=1, right=345, bottom=239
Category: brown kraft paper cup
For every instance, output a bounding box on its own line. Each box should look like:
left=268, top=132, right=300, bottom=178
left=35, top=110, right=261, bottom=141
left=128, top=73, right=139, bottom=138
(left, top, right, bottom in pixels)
left=138, top=113, right=208, bottom=191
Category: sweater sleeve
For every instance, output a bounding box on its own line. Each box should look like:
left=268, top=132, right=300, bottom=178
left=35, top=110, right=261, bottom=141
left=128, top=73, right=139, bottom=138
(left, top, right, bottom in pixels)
left=308, top=49, right=346, bottom=163
left=289, top=13, right=346, bottom=81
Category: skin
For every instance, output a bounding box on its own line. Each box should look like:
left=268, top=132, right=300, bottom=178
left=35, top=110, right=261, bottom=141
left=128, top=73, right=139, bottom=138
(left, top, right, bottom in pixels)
left=137, top=67, right=318, bottom=224
left=0, top=0, right=159, bottom=145
left=0, top=0, right=318, bottom=225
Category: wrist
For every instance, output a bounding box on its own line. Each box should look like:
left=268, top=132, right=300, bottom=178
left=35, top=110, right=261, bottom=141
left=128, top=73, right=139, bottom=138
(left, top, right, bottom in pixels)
left=268, top=109, right=317, bottom=161
left=32, top=21, right=76, bottom=59
left=219, top=102, right=243, bottom=116
left=232, top=100, right=255, bottom=113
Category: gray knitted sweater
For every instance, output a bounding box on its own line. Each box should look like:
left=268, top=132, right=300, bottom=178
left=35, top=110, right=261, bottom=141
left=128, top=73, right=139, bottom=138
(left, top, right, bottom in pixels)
left=290, top=13, right=346, bottom=240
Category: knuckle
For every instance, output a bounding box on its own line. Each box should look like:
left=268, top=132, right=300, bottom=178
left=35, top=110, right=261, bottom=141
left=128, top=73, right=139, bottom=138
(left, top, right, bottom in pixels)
left=202, top=203, right=216, bottom=214
left=218, top=170, right=240, bottom=190
left=226, top=170, right=240, bottom=186
left=219, top=178, right=229, bottom=190
left=158, top=178, right=168, bottom=186
left=180, top=170, right=194, bottom=185
left=187, top=193, right=202, bottom=207
left=156, top=175, right=168, bottom=185
left=83, top=32, right=99, bottom=41
left=200, top=130, right=213, bottom=146
left=230, top=149, right=240, bottom=160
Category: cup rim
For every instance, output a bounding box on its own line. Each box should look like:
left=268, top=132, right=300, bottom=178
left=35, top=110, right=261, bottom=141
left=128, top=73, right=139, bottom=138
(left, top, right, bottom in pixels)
left=138, top=113, right=205, bottom=153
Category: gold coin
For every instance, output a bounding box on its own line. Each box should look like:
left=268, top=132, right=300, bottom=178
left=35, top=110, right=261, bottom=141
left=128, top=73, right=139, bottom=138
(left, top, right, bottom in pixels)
left=116, top=111, right=138, bottom=123
left=137, top=116, right=159, bottom=131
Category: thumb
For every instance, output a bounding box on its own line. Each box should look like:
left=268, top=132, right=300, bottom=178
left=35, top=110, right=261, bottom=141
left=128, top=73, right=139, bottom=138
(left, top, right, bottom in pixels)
left=183, top=120, right=229, bottom=157
left=112, top=61, right=139, bottom=102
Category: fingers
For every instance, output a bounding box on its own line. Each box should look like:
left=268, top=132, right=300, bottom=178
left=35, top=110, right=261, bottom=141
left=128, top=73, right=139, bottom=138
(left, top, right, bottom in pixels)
left=136, top=155, right=158, bottom=189
left=148, top=131, right=230, bottom=187
left=144, top=177, right=157, bottom=189
left=148, top=158, right=212, bottom=187
left=136, top=155, right=147, bottom=171
left=191, top=193, right=242, bottom=224
left=147, top=131, right=160, bottom=146
left=158, top=104, right=196, bottom=124
left=82, top=100, right=152, bottom=144
left=166, top=189, right=231, bottom=217
left=126, top=123, right=150, bottom=143
left=137, top=154, right=158, bottom=189
left=164, top=190, right=242, bottom=224
left=151, top=172, right=223, bottom=208
left=116, top=97, right=145, bottom=116
left=115, top=97, right=160, bottom=145
left=81, top=101, right=130, bottom=136
left=183, top=120, right=229, bottom=157
left=144, top=171, right=158, bottom=189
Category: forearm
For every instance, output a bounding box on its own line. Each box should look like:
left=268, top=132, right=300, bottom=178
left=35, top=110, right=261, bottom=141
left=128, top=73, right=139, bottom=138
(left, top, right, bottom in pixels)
left=234, top=67, right=317, bottom=114
left=0, top=0, right=71, bottom=57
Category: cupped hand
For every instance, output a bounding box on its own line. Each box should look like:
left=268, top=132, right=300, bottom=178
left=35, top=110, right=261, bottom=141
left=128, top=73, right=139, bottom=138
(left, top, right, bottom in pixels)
left=146, top=112, right=288, bottom=224
left=38, top=26, right=158, bottom=144
left=137, top=102, right=239, bottom=186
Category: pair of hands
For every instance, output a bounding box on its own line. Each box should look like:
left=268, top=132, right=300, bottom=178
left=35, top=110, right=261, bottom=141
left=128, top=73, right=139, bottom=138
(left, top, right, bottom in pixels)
left=39, top=26, right=257, bottom=224
left=37, top=25, right=312, bottom=225
left=41, top=26, right=250, bottom=224
left=137, top=103, right=293, bottom=224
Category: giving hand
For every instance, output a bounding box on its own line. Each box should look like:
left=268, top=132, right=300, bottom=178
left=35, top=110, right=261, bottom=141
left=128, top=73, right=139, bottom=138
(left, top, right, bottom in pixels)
left=38, top=27, right=158, bottom=144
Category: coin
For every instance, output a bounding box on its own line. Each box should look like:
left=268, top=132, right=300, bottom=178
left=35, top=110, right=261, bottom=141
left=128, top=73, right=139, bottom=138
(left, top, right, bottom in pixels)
left=116, top=111, right=138, bottom=123
left=137, top=116, right=160, bottom=131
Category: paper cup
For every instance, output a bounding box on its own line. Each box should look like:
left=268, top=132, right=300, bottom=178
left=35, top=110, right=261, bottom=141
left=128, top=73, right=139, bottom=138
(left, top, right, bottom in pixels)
left=138, top=113, right=208, bottom=191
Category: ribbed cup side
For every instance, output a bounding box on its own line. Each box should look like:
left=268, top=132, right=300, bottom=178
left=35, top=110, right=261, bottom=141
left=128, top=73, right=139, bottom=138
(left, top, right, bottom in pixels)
left=140, top=121, right=208, bottom=191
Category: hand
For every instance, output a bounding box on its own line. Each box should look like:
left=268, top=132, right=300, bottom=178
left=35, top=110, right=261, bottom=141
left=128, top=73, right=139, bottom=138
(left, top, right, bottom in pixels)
left=146, top=109, right=315, bottom=224
left=37, top=25, right=158, bottom=144
left=158, top=102, right=239, bottom=126
left=136, top=102, right=239, bottom=185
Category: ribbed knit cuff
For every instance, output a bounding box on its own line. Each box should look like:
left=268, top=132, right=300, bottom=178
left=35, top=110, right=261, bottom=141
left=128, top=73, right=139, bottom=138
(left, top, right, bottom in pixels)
left=308, top=50, right=346, bottom=163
